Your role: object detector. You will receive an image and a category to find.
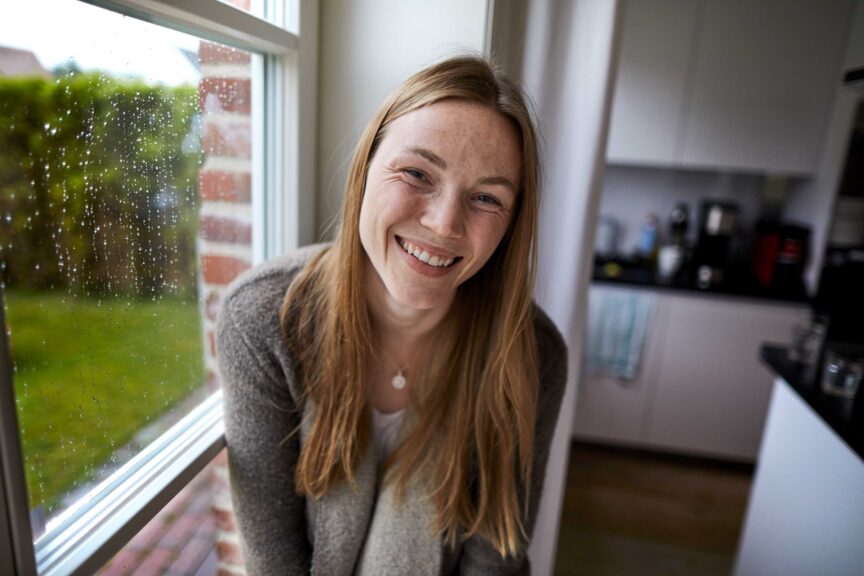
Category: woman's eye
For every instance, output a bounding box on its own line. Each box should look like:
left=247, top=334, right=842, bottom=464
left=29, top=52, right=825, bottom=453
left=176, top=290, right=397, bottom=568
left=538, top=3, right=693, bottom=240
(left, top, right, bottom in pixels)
left=474, top=193, right=502, bottom=208
left=404, top=169, right=427, bottom=182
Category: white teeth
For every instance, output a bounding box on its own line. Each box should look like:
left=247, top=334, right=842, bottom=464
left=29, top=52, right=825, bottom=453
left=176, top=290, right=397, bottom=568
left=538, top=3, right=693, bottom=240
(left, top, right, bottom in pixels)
left=398, top=238, right=455, bottom=268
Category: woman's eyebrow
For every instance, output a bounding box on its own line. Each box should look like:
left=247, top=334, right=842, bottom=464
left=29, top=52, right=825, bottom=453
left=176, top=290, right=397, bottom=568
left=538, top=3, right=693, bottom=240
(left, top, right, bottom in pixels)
left=477, top=175, right=517, bottom=194
left=405, top=146, right=447, bottom=169
left=404, top=147, right=517, bottom=193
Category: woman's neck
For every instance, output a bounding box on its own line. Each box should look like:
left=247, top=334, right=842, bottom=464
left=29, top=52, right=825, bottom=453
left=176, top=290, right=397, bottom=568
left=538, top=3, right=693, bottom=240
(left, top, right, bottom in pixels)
left=364, top=264, right=452, bottom=359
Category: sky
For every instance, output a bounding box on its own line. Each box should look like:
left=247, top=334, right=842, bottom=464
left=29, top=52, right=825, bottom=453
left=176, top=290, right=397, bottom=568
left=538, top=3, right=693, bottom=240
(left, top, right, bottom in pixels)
left=0, top=0, right=200, bottom=85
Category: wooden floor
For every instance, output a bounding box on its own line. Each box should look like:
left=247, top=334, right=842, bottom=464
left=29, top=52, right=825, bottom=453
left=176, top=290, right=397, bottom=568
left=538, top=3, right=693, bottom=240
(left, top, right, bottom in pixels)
left=553, top=442, right=754, bottom=576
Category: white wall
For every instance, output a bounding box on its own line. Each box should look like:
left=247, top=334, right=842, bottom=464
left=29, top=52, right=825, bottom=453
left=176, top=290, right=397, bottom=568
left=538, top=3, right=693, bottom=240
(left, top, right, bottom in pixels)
left=518, top=1, right=622, bottom=574
left=315, top=0, right=489, bottom=239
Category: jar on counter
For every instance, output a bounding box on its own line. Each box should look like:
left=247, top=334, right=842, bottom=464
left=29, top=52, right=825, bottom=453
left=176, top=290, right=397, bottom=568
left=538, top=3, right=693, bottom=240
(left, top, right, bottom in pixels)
left=821, top=349, right=864, bottom=399
left=595, top=215, right=619, bottom=260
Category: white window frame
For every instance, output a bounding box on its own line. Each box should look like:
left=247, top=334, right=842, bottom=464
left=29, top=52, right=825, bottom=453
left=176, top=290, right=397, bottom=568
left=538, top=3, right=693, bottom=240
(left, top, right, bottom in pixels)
left=0, top=1, right=317, bottom=574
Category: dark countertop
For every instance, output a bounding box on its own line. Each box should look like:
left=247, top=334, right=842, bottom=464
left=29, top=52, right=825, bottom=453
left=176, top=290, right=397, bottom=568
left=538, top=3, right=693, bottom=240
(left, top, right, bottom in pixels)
left=760, top=345, right=864, bottom=464
left=592, top=262, right=811, bottom=305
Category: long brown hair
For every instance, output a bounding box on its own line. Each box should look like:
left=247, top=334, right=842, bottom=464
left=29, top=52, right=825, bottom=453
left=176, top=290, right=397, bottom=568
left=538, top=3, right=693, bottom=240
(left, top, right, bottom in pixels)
left=281, top=54, right=541, bottom=558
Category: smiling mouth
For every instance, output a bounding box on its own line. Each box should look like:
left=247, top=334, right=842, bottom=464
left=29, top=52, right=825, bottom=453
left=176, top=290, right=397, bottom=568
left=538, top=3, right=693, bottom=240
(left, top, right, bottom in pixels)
left=397, top=236, right=462, bottom=268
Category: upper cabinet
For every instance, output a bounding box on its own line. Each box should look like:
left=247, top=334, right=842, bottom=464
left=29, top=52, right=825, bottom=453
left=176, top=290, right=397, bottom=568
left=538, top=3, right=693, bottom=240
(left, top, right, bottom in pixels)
left=606, top=0, right=853, bottom=175
left=606, top=0, right=698, bottom=164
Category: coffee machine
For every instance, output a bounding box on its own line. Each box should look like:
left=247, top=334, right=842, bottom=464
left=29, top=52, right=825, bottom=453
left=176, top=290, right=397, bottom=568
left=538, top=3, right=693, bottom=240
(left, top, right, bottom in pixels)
left=692, top=199, right=739, bottom=289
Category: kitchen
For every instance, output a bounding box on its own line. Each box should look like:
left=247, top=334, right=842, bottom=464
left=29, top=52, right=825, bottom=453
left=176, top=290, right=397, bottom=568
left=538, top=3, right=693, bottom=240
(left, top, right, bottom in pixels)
left=569, top=0, right=864, bottom=574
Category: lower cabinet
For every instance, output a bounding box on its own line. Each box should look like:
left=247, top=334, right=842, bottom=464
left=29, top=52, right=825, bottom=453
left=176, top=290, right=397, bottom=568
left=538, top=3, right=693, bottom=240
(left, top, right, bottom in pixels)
left=573, top=284, right=810, bottom=462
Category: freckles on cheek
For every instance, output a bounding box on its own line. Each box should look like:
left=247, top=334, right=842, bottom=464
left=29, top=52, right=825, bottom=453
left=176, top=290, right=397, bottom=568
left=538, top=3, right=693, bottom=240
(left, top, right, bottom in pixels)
left=486, top=212, right=513, bottom=242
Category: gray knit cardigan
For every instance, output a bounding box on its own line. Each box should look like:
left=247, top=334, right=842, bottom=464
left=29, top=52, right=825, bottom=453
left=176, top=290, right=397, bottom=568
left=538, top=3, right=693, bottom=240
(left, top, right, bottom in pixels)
left=216, top=244, right=568, bottom=576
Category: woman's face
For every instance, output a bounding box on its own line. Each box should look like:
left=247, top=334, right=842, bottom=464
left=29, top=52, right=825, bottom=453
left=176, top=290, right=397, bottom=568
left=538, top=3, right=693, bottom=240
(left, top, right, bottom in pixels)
left=359, top=99, right=522, bottom=313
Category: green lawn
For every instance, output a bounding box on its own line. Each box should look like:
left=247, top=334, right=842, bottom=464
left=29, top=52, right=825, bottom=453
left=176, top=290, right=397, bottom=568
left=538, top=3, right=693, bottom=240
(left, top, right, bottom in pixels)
left=4, top=289, right=205, bottom=514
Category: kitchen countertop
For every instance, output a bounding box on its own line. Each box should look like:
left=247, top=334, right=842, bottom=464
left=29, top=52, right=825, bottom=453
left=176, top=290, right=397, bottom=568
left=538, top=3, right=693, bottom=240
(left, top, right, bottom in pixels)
left=760, top=345, right=864, bottom=463
left=592, top=262, right=811, bottom=305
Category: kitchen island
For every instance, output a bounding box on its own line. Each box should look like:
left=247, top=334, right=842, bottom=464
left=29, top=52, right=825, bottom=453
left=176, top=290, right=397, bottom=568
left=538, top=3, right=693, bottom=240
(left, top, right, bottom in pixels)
left=733, top=346, right=864, bottom=576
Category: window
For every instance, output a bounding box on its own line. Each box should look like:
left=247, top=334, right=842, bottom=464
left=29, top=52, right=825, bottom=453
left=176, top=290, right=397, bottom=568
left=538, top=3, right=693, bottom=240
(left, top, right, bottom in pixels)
left=0, top=1, right=313, bottom=574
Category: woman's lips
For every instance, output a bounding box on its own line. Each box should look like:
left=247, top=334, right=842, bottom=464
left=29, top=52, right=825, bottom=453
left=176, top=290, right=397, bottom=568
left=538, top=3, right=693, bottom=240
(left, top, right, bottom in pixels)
left=394, top=236, right=463, bottom=276
left=396, top=236, right=460, bottom=267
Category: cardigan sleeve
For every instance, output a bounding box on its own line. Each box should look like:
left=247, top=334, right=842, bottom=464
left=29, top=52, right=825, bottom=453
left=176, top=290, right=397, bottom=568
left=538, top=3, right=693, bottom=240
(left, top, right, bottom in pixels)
left=217, top=277, right=312, bottom=576
left=456, top=306, right=569, bottom=575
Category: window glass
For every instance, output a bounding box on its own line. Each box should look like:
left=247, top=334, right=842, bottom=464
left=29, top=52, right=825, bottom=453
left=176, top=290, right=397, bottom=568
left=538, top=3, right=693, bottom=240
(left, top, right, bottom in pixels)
left=96, top=456, right=224, bottom=576
left=0, top=0, right=256, bottom=539
left=219, top=0, right=265, bottom=18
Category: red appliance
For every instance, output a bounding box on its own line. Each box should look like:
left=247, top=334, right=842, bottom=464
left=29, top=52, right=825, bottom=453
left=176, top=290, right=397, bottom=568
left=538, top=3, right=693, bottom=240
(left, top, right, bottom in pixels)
left=751, top=221, right=810, bottom=291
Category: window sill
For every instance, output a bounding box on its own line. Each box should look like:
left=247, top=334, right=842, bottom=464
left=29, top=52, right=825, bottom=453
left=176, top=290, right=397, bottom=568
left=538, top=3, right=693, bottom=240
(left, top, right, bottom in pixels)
left=34, top=391, right=225, bottom=576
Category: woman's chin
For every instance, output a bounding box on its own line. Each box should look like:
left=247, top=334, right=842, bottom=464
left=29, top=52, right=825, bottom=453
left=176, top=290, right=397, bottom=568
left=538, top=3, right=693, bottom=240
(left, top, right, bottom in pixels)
left=383, top=281, right=456, bottom=314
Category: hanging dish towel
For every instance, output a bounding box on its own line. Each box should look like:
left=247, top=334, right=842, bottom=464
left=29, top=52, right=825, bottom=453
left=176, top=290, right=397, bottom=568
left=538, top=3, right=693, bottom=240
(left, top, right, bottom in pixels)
left=586, top=291, right=655, bottom=381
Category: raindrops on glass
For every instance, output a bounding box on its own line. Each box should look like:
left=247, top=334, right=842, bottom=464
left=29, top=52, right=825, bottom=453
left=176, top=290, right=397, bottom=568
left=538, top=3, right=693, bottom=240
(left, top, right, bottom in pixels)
left=0, top=31, right=253, bottom=520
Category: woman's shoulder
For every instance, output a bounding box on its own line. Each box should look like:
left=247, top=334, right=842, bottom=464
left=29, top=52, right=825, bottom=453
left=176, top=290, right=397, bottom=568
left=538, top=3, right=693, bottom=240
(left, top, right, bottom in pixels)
left=531, top=303, right=566, bottom=357
left=531, top=303, right=568, bottom=386
left=218, top=243, right=329, bottom=329
left=215, top=243, right=329, bottom=399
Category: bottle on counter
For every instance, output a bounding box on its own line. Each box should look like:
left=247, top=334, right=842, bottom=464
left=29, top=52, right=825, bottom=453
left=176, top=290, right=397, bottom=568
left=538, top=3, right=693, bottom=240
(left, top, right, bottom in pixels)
left=657, top=203, right=689, bottom=282
left=639, top=214, right=660, bottom=264
left=669, top=202, right=689, bottom=246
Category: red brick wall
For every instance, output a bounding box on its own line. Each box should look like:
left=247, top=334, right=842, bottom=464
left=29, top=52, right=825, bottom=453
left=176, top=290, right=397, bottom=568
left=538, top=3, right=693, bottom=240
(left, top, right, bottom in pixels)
left=198, top=28, right=252, bottom=575
left=98, top=468, right=218, bottom=575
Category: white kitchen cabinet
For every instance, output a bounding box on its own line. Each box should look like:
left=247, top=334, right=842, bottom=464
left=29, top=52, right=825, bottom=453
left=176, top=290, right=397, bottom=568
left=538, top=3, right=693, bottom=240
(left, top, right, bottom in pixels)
left=679, top=0, right=851, bottom=174
left=572, top=286, right=669, bottom=445
left=644, top=293, right=810, bottom=460
left=606, top=0, right=853, bottom=174
left=573, top=284, right=810, bottom=461
left=606, top=0, right=697, bottom=164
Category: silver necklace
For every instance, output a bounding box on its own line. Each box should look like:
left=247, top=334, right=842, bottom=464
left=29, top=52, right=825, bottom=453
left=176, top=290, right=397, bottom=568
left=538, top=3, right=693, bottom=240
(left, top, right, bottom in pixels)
left=391, top=370, right=407, bottom=390
left=379, top=346, right=410, bottom=390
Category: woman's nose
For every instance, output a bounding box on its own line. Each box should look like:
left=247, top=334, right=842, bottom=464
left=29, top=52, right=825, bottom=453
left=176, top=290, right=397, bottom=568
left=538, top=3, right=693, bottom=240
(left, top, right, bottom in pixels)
left=419, top=189, right=465, bottom=239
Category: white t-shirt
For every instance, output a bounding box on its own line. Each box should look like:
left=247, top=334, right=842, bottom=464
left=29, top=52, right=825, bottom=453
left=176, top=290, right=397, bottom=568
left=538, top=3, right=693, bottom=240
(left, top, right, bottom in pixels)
left=372, top=407, right=405, bottom=464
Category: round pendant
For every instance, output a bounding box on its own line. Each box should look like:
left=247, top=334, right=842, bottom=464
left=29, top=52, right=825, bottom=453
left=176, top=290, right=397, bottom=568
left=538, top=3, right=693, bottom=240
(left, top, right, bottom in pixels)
left=391, top=371, right=407, bottom=390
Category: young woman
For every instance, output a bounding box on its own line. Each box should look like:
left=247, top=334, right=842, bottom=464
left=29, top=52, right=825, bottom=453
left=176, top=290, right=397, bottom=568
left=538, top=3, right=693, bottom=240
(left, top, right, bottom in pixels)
left=217, top=54, right=567, bottom=575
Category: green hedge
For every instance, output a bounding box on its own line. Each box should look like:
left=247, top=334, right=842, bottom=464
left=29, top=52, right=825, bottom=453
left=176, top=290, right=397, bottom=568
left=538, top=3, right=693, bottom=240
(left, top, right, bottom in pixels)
left=0, top=72, right=202, bottom=300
